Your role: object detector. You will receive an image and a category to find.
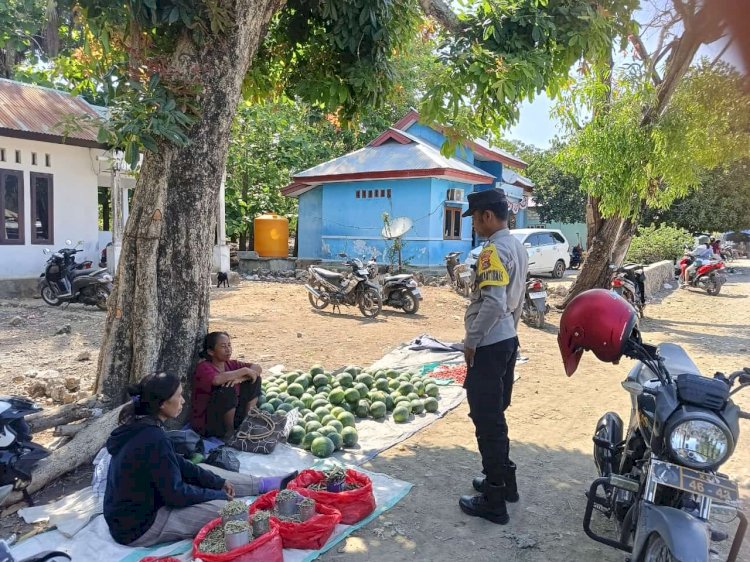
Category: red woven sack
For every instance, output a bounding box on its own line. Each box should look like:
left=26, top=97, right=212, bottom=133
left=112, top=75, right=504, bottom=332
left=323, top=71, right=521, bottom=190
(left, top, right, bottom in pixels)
left=139, top=558, right=182, bottom=562
left=248, top=490, right=342, bottom=550
left=287, top=469, right=376, bottom=525
left=192, top=517, right=283, bottom=562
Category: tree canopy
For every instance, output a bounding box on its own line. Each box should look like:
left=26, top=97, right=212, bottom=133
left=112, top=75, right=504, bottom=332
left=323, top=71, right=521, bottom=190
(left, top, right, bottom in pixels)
left=524, top=145, right=585, bottom=224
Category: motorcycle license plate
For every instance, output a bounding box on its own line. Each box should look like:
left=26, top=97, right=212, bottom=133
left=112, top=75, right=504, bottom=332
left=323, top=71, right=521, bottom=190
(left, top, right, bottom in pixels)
left=459, top=271, right=472, bottom=279
left=412, top=288, right=422, bottom=298
left=530, top=291, right=547, bottom=299
left=651, top=460, right=739, bottom=503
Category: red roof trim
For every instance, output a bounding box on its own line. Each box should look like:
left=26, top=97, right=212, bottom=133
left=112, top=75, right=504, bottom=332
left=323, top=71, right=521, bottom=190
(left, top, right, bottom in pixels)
left=281, top=182, right=311, bottom=196
left=392, top=108, right=420, bottom=131
left=368, top=128, right=413, bottom=147
left=392, top=108, right=527, bottom=169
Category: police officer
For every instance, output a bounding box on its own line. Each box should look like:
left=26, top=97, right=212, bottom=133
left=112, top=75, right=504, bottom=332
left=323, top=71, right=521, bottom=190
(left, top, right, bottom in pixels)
left=459, top=188, right=528, bottom=524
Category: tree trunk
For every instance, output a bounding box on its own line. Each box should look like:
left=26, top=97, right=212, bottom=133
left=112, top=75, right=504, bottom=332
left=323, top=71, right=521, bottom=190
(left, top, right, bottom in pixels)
left=95, top=0, right=285, bottom=409
left=26, top=396, right=104, bottom=433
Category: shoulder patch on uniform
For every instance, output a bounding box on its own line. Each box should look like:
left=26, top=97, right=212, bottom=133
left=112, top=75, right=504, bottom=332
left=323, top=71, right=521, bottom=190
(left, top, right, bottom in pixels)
left=476, top=244, right=509, bottom=288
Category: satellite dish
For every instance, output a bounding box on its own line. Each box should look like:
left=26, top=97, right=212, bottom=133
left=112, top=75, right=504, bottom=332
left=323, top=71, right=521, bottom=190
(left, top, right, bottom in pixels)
left=381, top=216, right=413, bottom=239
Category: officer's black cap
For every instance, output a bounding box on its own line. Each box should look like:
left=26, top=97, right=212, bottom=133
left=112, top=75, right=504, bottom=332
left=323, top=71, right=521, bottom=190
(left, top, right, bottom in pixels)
left=462, top=188, right=508, bottom=217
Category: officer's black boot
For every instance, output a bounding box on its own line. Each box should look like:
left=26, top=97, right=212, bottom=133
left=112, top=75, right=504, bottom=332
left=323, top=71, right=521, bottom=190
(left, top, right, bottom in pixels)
left=459, top=483, right=509, bottom=524
left=472, top=461, right=519, bottom=503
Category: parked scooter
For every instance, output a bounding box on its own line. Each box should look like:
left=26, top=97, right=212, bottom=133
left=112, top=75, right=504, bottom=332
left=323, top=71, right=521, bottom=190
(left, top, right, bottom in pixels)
left=559, top=290, right=749, bottom=562
left=444, top=252, right=472, bottom=297
left=305, top=253, right=382, bottom=317
left=366, top=258, right=422, bottom=314
left=677, top=249, right=727, bottom=295
left=522, top=277, right=549, bottom=328
left=38, top=241, right=113, bottom=310
left=0, top=397, right=50, bottom=507
left=610, top=263, right=646, bottom=317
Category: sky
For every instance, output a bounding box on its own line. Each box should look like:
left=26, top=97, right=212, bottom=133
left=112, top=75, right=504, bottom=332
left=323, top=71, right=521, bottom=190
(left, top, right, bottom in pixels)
left=504, top=3, right=741, bottom=149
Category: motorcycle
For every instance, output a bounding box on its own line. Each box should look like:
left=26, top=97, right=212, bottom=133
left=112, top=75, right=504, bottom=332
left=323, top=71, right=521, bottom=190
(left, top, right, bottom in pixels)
left=677, top=252, right=727, bottom=295
left=568, top=311, right=750, bottom=561
left=569, top=244, right=583, bottom=270
left=522, top=277, right=549, bottom=328
left=611, top=263, right=646, bottom=317
left=305, top=253, right=382, bottom=317
left=366, top=258, right=422, bottom=314
left=38, top=241, right=113, bottom=310
left=444, top=252, right=472, bottom=297
left=0, top=397, right=50, bottom=508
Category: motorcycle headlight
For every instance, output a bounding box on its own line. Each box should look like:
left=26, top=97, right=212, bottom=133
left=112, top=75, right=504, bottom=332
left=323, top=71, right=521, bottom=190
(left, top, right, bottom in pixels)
left=667, top=417, right=733, bottom=470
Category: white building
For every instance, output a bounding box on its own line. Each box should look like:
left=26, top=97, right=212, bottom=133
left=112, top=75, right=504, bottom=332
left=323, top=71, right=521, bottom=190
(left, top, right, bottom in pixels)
left=0, top=79, right=133, bottom=297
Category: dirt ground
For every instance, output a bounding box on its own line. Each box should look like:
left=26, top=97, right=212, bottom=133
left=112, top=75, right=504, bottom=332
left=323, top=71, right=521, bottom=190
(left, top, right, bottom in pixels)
left=0, top=262, right=749, bottom=560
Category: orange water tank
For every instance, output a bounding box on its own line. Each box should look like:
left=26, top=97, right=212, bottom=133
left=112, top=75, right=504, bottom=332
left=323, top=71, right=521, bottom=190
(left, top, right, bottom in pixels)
left=254, top=214, right=289, bottom=257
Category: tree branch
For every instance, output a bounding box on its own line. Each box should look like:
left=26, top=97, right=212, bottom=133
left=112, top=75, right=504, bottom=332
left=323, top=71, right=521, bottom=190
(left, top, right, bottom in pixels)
left=418, top=0, right=463, bottom=34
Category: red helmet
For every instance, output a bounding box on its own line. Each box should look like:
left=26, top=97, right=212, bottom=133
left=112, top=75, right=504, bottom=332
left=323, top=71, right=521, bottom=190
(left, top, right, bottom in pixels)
left=558, top=289, right=639, bottom=376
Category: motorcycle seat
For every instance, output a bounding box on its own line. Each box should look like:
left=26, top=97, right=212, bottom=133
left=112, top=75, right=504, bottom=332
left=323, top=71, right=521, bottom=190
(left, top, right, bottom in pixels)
left=312, top=267, right=344, bottom=282
left=383, top=274, right=412, bottom=282
left=69, top=269, right=91, bottom=278
left=657, top=342, right=702, bottom=377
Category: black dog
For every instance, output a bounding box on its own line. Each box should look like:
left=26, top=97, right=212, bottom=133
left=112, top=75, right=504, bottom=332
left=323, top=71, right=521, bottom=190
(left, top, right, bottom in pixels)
left=217, top=271, right=229, bottom=288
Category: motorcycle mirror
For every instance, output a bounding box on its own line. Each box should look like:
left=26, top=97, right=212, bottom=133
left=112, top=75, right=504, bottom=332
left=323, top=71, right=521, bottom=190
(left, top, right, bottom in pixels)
left=65, top=239, right=73, bottom=246
left=621, top=380, right=643, bottom=395
left=42, top=248, right=50, bottom=255
left=523, top=242, right=531, bottom=248
left=608, top=264, right=618, bottom=270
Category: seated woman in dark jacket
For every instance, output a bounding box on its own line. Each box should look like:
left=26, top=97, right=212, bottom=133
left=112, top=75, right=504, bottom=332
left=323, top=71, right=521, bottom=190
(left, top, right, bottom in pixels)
left=104, top=372, right=296, bottom=547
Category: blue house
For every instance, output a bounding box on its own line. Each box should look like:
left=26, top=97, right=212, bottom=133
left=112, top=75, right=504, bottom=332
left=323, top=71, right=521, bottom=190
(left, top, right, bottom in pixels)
left=283, top=109, right=533, bottom=267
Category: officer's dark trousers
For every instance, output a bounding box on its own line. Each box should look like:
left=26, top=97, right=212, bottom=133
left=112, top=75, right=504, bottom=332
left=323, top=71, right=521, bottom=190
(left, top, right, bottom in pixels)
left=464, top=337, right=519, bottom=485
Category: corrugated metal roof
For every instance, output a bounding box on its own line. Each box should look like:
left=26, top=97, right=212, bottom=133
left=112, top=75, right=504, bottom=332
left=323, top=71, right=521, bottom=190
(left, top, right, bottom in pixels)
left=0, top=79, right=101, bottom=144
left=295, top=130, right=495, bottom=181
left=502, top=169, right=534, bottom=188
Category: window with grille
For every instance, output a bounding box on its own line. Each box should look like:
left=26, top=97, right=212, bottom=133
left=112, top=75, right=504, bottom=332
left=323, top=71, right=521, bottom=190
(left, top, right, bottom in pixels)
left=443, top=208, right=462, bottom=240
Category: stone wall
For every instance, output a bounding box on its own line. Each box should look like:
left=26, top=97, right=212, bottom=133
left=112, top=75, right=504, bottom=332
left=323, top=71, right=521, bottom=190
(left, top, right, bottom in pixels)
left=0, top=278, right=39, bottom=298
left=643, top=260, right=675, bottom=297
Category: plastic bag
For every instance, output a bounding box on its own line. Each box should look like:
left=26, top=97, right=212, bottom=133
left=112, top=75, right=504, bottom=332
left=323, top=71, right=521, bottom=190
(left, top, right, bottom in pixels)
left=206, top=447, right=240, bottom=472
left=287, top=469, right=376, bottom=525
left=192, top=517, right=283, bottom=562
left=248, top=490, right=342, bottom=550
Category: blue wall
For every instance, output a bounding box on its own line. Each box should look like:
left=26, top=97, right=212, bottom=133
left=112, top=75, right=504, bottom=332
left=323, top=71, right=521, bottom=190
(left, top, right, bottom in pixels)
left=297, top=177, right=477, bottom=266
left=405, top=123, right=475, bottom=164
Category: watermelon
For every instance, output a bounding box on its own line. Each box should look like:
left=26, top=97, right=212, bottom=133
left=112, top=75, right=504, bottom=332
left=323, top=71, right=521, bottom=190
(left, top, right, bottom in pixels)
left=305, top=420, right=323, bottom=433
left=310, top=436, right=335, bottom=458
left=355, top=399, right=370, bottom=418
left=277, top=382, right=288, bottom=392
left=291, top=399, right=306, bottom=410
left=326, top=420, right=344, bottom=433
left=265, top=391, right=279, bottom=401
left=424, top=397, right=439, bottom=413
left=410, top=399, right=425, bottom=415
left=288, top=426, right=306, bottom=445
left=425, top=384, right=439, bottom=398
left=257, top=394, right=266, bottom=406
left=311, top=398, right=329, bottom=411
left=340, top=401, right=353, bottom=413
left=375, top=379, right=390, bottom=392
left=355, top=374, right=374, bottom=388
left=369, top=401, right=387, bottom=419
left=318, top=386, right=333, bottom=395
left=398, top=382, right=414, bottom=396
left=314, top=406, right=331, bottom=419
left=329, top=389, right=345, bottom=406
left=344, top=365, right=361, bottom=376
left=368, top=391, right=387, bottom=404
left=386, top=370, right=400, bottom=379
left=328, top=431, right=343, bottom=451
left=284, top=395, right=298, bottom=404
left=337, top=411, right=356, bottom=428
left=313, top=374, right=329, bottom=388
left=285, top=372, right=299, bottom=384
left=277, top=392, right=290, bottom=402
left=294, top=375, right=311, bottom=390
left=310, top=365, right=325, bottom=376
left=414, top=382, right=425, bottom=396
left=330, top=406, right=346, bottom=418
left=303, top=412, right=319, bottom=424
left=341, top=426, right=359, bottom=447
left=277, top=403, right=293, bottom=413
left=337, top=373, right=354, bottom=388
left=385, top=395, right=395, bottom=412
left=393, top=405, right=410, bottom=423
left=318, top=426, right=338, bottom=438
left=344, top=388, right=360, bottom=404
left=407, top=392, right=420, bottom=402
left=260, top=403, right=275, bottom=414
left=301, top=393, right=315, bottom=409
left=374, top=370, right=387, bottom=380
left=394, top=396, right=410, bottom=407
left=302, top=431, right=322, bottom=450
left=320, top=414, right=337, bottom=426
left=388, top=380, right=400, bottom=391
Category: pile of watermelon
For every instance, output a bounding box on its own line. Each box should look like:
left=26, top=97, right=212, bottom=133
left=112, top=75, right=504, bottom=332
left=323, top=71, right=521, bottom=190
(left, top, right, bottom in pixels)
left=258, top=365, right=442, bottom=458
